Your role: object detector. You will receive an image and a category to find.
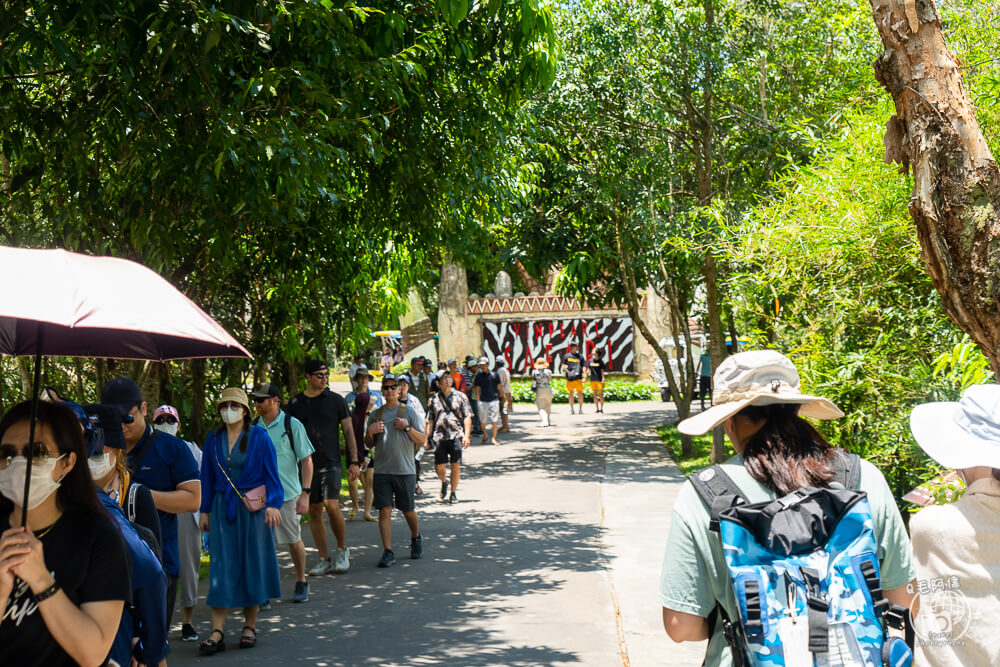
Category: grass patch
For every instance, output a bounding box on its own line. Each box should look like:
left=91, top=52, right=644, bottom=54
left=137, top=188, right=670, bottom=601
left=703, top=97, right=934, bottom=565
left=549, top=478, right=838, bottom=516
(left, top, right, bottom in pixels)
left=656, top=424, right=733, bottom=476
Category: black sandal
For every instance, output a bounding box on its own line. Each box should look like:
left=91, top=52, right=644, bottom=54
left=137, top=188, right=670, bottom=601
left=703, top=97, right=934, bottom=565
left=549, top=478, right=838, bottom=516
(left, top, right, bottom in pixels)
left=239, top=625, right=256, bottom=649
left=199, top=629, right=225, bottom=654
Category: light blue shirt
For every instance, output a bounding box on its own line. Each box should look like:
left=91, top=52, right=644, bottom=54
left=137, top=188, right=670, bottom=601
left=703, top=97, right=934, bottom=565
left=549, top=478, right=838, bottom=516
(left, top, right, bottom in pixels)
left=259, top=409, right=314, bottom=501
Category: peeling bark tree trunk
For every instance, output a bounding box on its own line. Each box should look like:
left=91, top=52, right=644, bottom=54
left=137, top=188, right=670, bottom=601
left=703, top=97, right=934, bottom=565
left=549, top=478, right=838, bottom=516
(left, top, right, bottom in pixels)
left=869, top=0, right=1000, bottom=371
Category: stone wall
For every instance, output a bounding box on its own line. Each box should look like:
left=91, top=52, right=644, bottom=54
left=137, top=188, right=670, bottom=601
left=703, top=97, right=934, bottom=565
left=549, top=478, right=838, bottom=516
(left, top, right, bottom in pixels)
left=437, top=264, right=670, bottom=379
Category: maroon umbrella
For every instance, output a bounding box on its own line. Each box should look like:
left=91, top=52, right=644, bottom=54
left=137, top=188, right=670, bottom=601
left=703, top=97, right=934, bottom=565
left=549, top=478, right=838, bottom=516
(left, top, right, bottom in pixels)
left=0, top=246, right=251, bottom=525
left=0, top=246, right=250, bottom=360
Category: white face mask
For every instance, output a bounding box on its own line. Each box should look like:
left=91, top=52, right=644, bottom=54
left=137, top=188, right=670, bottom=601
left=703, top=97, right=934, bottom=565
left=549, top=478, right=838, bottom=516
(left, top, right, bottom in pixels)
left=153, top=422, right=179, bottom=437
left=88, top=452, right=115, bottom=480
left=0, top=455, right=68, bottom=510
left=220, top=407, right=245, bottom=425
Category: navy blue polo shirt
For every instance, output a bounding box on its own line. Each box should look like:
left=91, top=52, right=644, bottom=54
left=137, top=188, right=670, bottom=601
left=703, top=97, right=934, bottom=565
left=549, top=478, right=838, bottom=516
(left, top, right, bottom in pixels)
left=127, top=425, right=200, bottom=576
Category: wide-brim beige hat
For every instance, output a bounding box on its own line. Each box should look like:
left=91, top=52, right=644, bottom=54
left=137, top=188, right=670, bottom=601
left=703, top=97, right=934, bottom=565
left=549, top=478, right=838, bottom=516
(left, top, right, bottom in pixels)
left=218, top=387, right=250, bottom=414
left=910, top=384, right=1000, bottom=470
left=534, top=358, right=550, bottom=369
left=678, top=350, right=843, bottom=436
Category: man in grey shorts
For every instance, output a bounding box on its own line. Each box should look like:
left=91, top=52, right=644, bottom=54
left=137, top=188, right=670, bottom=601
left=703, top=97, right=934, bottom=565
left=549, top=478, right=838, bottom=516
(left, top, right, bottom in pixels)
left=365, top=374, right=427, bottom=568
left=252, top=382, right=315, bottom=602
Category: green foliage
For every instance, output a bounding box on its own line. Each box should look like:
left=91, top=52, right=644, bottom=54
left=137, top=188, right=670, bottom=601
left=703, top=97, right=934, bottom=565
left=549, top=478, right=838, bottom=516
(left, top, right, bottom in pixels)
left=510, top=378, right=655, bottom=403
left=0, top=1, right=558, bottom=429
left=656, top=424, right=733, bottom=476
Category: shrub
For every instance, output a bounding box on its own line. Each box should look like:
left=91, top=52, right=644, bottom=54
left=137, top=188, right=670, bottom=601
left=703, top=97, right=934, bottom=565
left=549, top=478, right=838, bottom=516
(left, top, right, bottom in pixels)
left=511, top=378, right=655, bottom=403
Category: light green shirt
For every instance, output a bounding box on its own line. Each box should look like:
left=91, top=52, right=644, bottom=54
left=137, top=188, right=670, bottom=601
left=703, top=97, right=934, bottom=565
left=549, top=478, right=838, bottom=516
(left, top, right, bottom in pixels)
left=260, top=409, right=314, bottom=502
left=659, top=453, right=915, bottom=667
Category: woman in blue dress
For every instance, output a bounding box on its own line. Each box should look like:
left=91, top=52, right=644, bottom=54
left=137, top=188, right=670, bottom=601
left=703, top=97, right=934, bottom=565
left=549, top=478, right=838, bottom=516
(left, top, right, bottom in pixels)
left=198, top=387, right=282, bottom=654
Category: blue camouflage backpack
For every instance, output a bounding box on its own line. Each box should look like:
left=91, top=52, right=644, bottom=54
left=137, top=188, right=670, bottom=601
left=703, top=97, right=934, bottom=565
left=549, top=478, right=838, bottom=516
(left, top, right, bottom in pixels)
left=690, top=451, right=913, bottom=667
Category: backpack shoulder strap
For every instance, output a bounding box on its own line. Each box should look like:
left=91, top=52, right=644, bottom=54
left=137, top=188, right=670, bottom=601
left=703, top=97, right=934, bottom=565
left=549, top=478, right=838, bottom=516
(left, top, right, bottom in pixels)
left=832, top=450, right=862, bottom=490
left=688, top=465, right=748, bottom=532
left=284, top=412, right=294, bottom=451
left=124, top=480, right=139, bottom=523
left=374, top=405, right=384, bottom=423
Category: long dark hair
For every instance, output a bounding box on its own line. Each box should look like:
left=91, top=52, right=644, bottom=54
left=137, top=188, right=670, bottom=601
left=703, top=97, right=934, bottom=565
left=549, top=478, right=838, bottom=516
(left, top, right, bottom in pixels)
left=0, top=400, right=107, bottom=518
left=739, top=403, right=840, bottom=496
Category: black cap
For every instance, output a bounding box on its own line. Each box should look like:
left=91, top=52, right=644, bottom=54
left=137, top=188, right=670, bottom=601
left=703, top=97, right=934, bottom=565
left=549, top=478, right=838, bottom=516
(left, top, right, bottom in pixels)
left=250, top=382, right=281, bottom=400
left=304, top=359, right=328, bottom=374
left=381, top=373, right=398, bottom=387
left=84, top=403, right=127, bottom=454
left=101, top=377, right=143, bottom=407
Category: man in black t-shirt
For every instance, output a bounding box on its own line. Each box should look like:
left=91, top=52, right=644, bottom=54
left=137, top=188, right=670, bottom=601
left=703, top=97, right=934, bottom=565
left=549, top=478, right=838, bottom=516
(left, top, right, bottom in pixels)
left=587, top=353, right=606, bottom=414
left=561, top=342, right=585, bottom=415
left=286, top=359, right=360, bottom=576
left=473, top=356, right=502, bottom=446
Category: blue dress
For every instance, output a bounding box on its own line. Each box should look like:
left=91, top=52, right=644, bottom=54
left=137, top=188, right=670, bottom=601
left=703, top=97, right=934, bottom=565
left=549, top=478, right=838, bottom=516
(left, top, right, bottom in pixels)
left=202, top=427, right=282, bottom=608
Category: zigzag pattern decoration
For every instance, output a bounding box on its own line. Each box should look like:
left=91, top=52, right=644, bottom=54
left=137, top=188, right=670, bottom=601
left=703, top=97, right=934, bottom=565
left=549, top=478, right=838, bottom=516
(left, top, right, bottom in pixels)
left=466, top=295, right=645, bottom=315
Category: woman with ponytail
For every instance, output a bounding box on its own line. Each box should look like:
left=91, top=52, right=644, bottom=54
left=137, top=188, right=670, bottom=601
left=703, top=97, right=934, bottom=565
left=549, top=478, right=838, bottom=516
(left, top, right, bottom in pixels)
left=658, top=350, right=917, bottom=666
left=198, top=387, right=282, bottom=654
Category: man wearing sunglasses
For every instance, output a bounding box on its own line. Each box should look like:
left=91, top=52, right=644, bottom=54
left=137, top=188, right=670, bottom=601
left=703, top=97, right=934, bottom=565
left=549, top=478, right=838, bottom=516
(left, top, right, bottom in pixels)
left=101, top=376, right=201, bottom=629
left=286, top=360, right=360, bottom=576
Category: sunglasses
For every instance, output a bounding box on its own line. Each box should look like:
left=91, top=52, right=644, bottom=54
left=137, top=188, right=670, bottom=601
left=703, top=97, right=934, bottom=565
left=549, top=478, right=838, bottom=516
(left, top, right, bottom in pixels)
left=154, top=415, right=178, bottom=425
left=0, top=442, right=56, bottom=470
left=381, top=385, right=398, bottom=391
left=252, top=396, right=273, bottom=403
left=219, top=402, right=245, bottom=411
left=310, top=372, right=329, bottom=379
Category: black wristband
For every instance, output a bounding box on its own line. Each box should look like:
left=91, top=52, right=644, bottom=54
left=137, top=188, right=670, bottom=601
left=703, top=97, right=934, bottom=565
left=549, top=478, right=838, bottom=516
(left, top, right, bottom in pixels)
left=347, top=461, right=359, bottom=467
left=34, top=581, right=60, bottom=603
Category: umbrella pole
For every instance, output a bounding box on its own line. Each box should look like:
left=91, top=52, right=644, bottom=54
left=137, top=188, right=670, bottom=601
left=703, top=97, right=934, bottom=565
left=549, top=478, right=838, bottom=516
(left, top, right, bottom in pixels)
left=20, top=335, right=44, bottom=528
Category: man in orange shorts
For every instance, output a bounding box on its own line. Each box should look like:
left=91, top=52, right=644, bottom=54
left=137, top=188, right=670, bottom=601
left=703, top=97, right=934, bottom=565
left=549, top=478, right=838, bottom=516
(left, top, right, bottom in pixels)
left=588, top=352, right=606, bottom=414
left=562, top=342, right=585, bottom=414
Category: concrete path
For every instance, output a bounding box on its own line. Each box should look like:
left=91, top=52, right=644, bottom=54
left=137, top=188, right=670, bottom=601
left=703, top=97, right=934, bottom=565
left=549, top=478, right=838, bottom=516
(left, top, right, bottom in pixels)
left=168, top=399, right=706, bottom=666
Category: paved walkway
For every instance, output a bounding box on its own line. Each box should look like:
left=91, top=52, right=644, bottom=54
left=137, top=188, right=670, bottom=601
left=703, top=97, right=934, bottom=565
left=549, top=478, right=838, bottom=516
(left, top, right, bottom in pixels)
left=169, top=399, right=706, bottom=666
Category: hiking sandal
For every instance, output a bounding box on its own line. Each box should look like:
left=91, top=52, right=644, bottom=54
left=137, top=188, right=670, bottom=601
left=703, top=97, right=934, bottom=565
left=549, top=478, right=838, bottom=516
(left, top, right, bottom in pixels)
left=199, top=628, right=225, bottom=654
left=239, top=625, right=256, bottom=649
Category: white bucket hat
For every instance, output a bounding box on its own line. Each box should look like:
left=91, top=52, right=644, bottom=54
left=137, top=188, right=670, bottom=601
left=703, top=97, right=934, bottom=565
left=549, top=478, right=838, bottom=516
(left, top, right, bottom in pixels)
left=910, top=384, right=1000, bottom=470
left=678, top=350, right=844, bottom=435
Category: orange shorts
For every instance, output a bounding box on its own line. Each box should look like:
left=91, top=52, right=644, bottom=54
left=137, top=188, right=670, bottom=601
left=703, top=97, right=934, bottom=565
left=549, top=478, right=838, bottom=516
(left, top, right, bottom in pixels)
left=566, top=379, right=584, bottom=392
left=590, top=381, right=604, bottom=392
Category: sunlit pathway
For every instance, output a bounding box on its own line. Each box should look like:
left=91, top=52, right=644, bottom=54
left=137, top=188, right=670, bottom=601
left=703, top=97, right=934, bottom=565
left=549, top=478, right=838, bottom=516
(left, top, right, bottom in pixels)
left=167, top=398, right=706, bottom=666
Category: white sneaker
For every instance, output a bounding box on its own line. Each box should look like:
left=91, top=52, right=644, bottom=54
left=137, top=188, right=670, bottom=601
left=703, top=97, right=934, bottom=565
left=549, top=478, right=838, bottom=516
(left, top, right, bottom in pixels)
left=308, top=558, right=333, bottom=576
left=334, top=547, right=350, bottom=573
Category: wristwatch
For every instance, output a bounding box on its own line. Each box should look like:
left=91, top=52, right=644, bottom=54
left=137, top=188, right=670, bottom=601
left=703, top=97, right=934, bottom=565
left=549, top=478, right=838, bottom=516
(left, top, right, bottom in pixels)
left=405, top=425, right=412, bottom=433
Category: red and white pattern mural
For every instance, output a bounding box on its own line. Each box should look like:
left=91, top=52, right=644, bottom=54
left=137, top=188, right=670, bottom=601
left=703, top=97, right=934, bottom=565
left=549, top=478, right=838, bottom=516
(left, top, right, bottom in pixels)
left=482, top=318, right=636, bottom=376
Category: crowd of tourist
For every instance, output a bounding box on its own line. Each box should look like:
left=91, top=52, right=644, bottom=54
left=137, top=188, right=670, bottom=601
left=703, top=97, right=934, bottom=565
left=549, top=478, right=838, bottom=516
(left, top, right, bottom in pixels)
left=0, top=348, right=587, bottom=665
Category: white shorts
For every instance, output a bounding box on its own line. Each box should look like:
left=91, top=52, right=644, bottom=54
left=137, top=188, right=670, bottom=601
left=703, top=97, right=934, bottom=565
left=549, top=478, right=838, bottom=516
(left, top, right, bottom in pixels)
left=478, top=399, right=501, bottom=426
left=272, top=498, right=302, bottom=546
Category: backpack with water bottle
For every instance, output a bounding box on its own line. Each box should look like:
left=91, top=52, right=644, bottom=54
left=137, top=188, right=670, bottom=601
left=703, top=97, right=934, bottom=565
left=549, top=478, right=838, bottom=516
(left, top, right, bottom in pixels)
left=690, top=451, right=913, bottom=667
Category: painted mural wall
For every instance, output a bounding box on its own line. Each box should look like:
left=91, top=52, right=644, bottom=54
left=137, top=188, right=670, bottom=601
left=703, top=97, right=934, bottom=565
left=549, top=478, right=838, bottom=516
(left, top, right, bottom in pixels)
left=481, top=318, right=636, bottom=376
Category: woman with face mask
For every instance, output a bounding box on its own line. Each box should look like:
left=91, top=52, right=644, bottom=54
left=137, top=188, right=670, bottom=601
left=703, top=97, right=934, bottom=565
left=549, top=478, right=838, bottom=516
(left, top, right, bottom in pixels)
left=72, top=401, right=169, bottom=667
left=83, top=403, right=162, bottom=559
left=0, top=400, right=131, bottom=667
left=197, top=387, right=282, bottom=654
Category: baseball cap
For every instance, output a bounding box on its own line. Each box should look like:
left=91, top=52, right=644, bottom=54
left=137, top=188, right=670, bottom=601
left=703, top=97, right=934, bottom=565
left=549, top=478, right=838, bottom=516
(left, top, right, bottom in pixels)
left=101, top=377, right=143, bottom=407
left=153, top=405, right=180, bottom=422
left=448, top=358, right=458, bottom=365
left=381, top=373, right=398, bottom=387
left=304, top=359, right=328, bottom=374
left=83, top=403, right=128, bottom=453
left=397, top=373, right=411, bottom=384
left=478, top=356, right=489, bottom=365
left=250, top=383, right=281, bottom=400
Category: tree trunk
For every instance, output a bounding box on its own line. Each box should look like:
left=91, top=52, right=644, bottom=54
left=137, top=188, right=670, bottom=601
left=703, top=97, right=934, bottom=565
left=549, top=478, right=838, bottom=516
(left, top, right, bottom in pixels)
left=190, top=358, right=206, bottom=444
left=869, top=0, right=1000, bottom=371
